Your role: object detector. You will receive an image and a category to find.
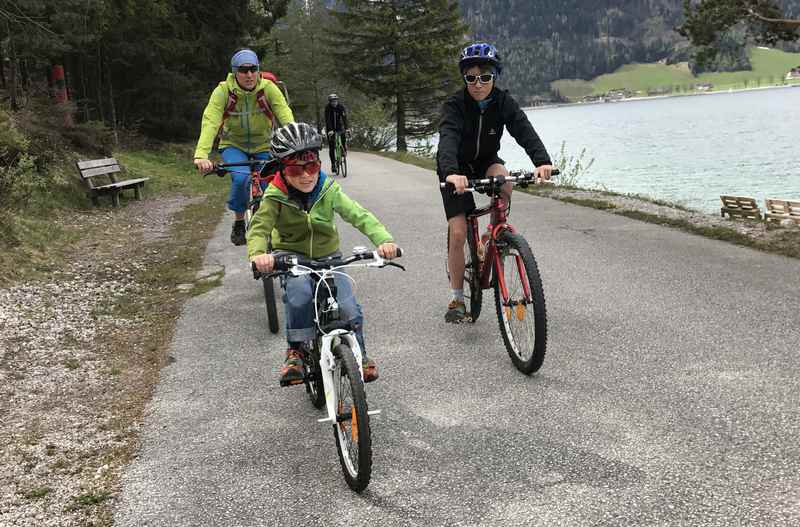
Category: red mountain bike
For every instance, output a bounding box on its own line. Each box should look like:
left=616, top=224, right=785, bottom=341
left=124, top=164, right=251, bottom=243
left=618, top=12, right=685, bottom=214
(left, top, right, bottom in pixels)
left=441, top=169, right=558, bottom=374
left=205, top=159, right=281, bottom=334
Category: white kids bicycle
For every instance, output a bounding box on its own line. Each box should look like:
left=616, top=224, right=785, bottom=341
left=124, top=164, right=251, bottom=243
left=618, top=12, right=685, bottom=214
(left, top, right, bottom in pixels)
left=256, top=246, right=404, bottom=492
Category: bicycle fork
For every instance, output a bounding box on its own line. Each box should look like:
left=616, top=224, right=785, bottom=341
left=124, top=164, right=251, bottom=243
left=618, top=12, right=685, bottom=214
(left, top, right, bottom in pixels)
left=316, top=330, right=381, bottom=426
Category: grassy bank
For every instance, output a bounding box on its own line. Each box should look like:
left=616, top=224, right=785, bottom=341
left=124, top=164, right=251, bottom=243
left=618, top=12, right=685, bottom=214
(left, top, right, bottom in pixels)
left=552, top=47, right=800, bottom=101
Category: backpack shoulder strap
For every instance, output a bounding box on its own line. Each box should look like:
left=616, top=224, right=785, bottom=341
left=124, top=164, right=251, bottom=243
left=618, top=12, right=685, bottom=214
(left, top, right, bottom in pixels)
left=255, top=88, right=278, bottom=128
left=217, top=82, right=239, bottom=136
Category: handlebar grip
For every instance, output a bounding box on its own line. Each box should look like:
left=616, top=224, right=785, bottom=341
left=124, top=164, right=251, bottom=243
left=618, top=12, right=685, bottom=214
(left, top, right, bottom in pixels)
left=395, top=247, right=403, bottom=258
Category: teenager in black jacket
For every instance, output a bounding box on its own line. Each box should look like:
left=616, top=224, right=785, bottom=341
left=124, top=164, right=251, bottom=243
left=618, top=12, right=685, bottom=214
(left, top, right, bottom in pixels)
left=436, top=42, right=554, bottom=323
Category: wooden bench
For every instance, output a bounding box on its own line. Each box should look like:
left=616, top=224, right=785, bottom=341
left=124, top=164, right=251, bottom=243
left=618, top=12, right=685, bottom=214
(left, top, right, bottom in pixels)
left=764, top=198, right=800, bottom=226
left=720, top=195, right=762, bottom=221
left=76, top=158, right=149, bottom=207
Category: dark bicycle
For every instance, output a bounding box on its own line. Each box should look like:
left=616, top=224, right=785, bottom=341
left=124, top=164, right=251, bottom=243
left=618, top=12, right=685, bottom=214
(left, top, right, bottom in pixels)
left=205, top=159, right=281, bottom=334
left=441, top=169, right=558, bottom=374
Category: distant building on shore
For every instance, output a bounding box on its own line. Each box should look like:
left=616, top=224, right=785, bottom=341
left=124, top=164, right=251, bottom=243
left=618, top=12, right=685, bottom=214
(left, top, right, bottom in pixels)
left=694, top=83, right=713, bottom=91
left=787, top=67, right=800, bottom=80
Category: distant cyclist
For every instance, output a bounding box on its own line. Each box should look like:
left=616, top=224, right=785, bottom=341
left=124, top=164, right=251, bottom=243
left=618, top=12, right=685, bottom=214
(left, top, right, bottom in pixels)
left=324, top=93, right=350, bottom=175
left=437, top=42, right=554, bottom=323
left=193, top=48, right=294, bottom=245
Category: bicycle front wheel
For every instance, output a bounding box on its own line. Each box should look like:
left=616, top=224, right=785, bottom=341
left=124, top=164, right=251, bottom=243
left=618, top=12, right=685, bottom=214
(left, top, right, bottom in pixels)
left=332, top=343, right=372, bottom=492
left=262, top=276, right=279, bottom=334
left=464, top=224, right=483, bottom=322
left=493, top=231, right=547, bottom=374
left=340, top=154, right=348, bottom=178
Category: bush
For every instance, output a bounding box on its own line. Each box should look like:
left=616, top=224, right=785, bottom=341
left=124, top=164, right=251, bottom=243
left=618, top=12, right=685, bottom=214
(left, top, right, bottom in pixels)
left=349, top=100, right=395, bottom=151
left=553, top=141, right=595, bottom=188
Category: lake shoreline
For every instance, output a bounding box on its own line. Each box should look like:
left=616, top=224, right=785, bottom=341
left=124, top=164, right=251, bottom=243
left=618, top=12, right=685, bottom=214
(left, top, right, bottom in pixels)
left=523, top=81, right=800, bottom=111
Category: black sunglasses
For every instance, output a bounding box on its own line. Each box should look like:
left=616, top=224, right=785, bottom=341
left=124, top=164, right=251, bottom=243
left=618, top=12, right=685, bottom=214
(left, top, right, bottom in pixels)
left=464, top=73, right=494, bottom=85
left=237, top=65, right=259, bottom=74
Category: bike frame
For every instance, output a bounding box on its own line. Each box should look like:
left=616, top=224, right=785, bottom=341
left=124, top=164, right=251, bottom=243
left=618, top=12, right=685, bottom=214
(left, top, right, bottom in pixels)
left=281, top=259, right=385, bottom=427
left=468, top=196, right=532, bottom=305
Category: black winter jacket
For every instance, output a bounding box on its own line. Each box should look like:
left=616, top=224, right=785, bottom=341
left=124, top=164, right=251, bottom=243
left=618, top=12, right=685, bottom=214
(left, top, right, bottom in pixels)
left=436, top=87, right=551, bottom=180
left=325, top=103, right=349, bottom=132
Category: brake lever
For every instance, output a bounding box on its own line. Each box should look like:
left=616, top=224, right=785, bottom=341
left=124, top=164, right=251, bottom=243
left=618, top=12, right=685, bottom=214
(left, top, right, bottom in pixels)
left=384, top=261, right=406, bottom=271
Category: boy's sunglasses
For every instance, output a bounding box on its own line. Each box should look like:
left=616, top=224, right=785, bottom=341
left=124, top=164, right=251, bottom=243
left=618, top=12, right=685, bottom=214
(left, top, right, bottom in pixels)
left=282, top=152, right=321, bottom=178
left=464, top=73, right=494, bottom=85
left=237, top=65, right=259, bottom=74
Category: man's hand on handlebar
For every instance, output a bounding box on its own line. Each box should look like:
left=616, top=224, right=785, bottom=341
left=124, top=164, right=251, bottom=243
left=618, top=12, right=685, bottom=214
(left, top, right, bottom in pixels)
left=251, top=253, right=275, bottom=273
left=445, top=174, right=469, bottom=194
left=377, top=242, right=399, bottom=260
left=194, top=158, right=214, bottom=173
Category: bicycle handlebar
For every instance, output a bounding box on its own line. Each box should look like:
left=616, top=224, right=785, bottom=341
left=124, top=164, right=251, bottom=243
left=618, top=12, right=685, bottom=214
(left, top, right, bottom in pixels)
left=251, top=247, right=404, bottom=279
left=438, top=168, right=560, bottom=192
left=202, top=158, right=281, bottom=178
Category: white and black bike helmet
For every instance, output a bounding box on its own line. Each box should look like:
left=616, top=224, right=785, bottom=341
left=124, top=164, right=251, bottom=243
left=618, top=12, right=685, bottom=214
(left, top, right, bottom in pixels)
left=270, top=122, right=322, bottom=159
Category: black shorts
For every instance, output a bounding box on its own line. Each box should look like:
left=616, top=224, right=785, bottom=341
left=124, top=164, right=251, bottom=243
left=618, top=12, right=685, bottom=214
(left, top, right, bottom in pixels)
left=439, top=156, right=505, bottom=220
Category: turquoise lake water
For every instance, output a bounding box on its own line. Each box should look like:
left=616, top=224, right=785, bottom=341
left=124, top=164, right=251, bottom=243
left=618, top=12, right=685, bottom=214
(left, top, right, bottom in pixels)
left=499, top=87, right=800, bottom=213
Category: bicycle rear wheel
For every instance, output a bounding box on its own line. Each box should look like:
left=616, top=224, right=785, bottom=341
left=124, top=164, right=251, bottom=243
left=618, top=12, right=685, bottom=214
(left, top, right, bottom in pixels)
left=304, top=343, right=325, bottom=409
left=332, top=343, right=372, bottom=492
left=262, top=276, right=279, bottom=334
left=493, top=231, right=547, bottom=374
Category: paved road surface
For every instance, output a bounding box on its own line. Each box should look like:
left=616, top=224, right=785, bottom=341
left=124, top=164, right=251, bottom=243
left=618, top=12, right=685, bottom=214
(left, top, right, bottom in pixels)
left=115, top=152, right=800, bottom=526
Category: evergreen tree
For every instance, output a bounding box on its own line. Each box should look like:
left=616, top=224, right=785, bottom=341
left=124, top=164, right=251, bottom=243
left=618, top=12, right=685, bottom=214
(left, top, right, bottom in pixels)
left=328, top=0, right=467, bottom=151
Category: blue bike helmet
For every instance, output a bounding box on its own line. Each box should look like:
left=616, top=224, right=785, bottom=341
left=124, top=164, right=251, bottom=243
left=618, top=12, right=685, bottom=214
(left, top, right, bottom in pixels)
left=459, top=42, right=502, bottom=74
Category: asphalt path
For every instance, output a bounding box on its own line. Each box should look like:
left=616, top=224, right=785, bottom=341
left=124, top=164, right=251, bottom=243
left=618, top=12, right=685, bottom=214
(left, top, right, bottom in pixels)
left=115, top=152, right=800, bottom=526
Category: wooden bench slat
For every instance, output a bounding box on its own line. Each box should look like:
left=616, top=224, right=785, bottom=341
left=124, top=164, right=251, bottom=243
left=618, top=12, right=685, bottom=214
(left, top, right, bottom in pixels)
left=79, top=164, right=121, bottom=179
left=92, top=178, right=149, bottom=190
left=76, top=158, right=119, bottom=170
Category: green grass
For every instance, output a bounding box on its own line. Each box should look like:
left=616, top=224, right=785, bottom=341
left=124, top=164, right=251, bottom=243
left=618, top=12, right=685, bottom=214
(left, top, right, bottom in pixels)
left=551, top=47, right=800, bottom=101
left=0, top=144, right=225, bottom=286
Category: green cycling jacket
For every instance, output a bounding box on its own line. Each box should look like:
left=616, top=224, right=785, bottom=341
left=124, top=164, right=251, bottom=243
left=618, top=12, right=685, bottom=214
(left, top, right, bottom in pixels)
left=246, top=173, right=394, bottom=259
left=194, top=74, right=294, bottom=159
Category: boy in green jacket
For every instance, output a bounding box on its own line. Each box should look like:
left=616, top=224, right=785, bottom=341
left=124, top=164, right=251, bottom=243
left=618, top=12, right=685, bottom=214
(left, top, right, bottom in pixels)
left=248, top=123, right=398, bottom=384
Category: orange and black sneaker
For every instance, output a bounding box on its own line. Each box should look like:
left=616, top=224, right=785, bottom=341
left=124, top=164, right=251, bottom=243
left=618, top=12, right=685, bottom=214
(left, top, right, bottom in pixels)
left=362, top=356, right=379, bottom=383
left=445, top=299, right=466, bottom=323
left=279, top=348, right=305, bottom=386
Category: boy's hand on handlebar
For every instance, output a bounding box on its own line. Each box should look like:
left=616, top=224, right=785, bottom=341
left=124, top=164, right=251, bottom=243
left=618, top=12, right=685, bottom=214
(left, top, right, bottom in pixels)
left=377, top=243, right=399, bottom=260
left=251, top=253, right=274, bottom=273
left=194, top=158, right=214, bottom=173
left=445, top=174, right=469, bottom=194
left=536, top=164, right=554, bottom=182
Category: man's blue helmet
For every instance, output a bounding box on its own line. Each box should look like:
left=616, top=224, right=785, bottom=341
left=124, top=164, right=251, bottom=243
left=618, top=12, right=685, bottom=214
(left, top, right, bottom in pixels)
left=459, top=42, right=502, bottom=74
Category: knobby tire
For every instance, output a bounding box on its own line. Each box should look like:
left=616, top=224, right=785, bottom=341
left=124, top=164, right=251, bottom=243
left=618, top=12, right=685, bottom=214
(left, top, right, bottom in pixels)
left=304, top=343, right=325, bottom=409
left=262, top=276, right=279, bottom=334
left=332, top=343, right=372, bottom=492
left=493, top=231, right=547, bottom=374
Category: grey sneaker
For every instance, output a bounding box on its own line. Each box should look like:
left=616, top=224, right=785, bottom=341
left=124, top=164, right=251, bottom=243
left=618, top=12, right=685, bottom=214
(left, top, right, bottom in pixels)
left=445, top=299, right=466, bottom=323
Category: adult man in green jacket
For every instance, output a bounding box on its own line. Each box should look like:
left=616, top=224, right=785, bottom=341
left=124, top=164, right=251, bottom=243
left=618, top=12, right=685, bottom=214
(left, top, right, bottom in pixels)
left=193, top=48, right=294, bottom=245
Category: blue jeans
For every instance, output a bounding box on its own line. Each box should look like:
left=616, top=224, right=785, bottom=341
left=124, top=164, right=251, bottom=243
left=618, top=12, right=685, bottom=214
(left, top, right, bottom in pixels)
left=282, top=272, right=366, bottom=352
left=220, top=147, right=271, bottom=214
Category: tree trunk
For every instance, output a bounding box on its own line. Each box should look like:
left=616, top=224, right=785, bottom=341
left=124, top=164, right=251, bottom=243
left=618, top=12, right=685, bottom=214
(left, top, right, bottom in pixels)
left=0, top=40, right=6, bottom=89
left=96, top=46, right=106, bottom=123
left=396, top=92, right=407, bottom=152
left=79, top=55, right=91, bottom=121
left=8, top=31, right=18, bottom=111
